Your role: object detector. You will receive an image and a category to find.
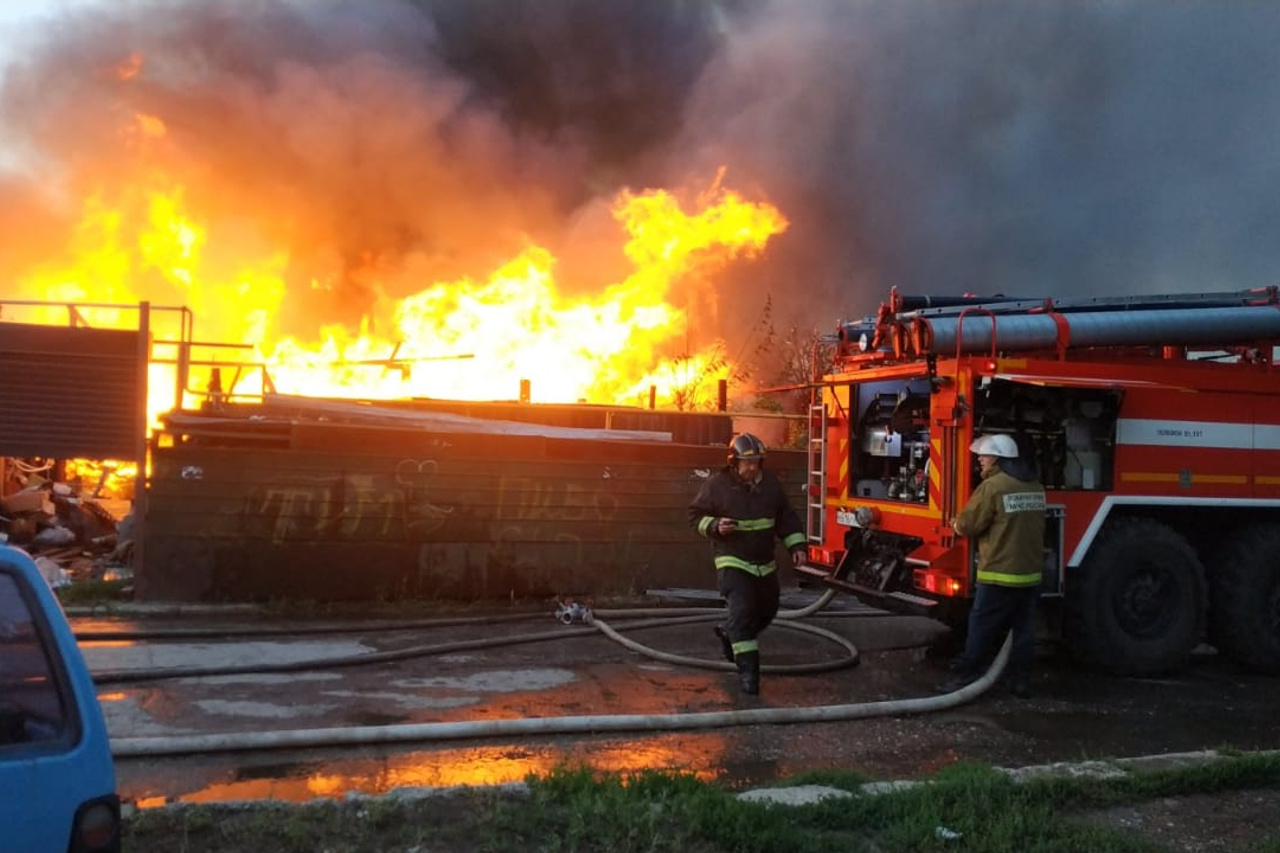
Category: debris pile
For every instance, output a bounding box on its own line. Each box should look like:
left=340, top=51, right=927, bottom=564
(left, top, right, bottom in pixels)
left=1, top=459, right=135, bottom=591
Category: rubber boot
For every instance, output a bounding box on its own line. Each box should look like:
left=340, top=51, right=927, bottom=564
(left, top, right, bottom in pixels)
left=933, top=671, right=979, bottom=695
left=736, top=650, right=760, bottom=695
left=713, top=626, right=735, bottom=663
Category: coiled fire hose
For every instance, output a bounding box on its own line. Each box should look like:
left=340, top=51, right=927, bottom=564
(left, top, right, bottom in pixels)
left=108, top=639, right=1009, bottom=757
left=89, top=590, right=862, bottom=683
left=94, top=589, right=1012, bottom=757
left=584, top=589, right=862, bottom=674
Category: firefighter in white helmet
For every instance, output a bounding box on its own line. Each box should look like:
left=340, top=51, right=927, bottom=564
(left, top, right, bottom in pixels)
left=688, top=433, right=808, bottom=696
left=935, top=433, right=1047, bottom=697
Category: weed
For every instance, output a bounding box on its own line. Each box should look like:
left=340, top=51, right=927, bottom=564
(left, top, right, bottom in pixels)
left=55, top=579, right=130, bottom=605
left=123, top=752, right=1280, bottom=853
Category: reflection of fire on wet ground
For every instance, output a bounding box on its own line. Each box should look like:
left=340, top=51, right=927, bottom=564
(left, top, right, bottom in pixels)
left=93, top=612, right=949, bottom=806
left=126, top=733, right=731, bottom=809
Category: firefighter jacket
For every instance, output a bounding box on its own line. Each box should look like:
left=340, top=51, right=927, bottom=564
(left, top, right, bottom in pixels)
left=953, top=466, right=1047, bottom=587
left=688, top=468, right=807, bottom=577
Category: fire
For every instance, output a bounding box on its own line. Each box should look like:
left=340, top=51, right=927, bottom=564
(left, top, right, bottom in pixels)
left=12, top=176, right=787, bottom=423
left=130, top=113, right=167, bottom=140
left=63, top=460, right=138, bottom=500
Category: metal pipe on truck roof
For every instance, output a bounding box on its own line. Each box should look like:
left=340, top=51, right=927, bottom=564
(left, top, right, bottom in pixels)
left=920, top=305, right=1280, bottom=355
left=906, top=288, right=1277, bottom=319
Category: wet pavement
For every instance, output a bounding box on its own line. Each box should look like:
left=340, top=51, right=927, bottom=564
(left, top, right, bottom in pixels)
left=71, top=599, right=1280, bottom=809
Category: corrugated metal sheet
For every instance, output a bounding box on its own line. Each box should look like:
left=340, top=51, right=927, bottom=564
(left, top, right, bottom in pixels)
left=254, top=396, right=734, bottom=447
left=143, top=428, right=807, bottom=602
left=0, top=324, right=143, bottom=459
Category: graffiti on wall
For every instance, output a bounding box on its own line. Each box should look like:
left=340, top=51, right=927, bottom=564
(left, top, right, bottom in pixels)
left=239, top=462, right=677, bottom=578
left=245, top=460, right=454, bottom=543
left=394, top=458, right=457, bottom=536
left=491, top=471, right=655, bottom=573
left=497, top=473, right=619, bottom=524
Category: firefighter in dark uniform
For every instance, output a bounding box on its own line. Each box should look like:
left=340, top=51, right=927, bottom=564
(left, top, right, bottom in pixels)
left=688, top=433, right=808, bottom=695
left=936, top=433, right=1047, bottom=697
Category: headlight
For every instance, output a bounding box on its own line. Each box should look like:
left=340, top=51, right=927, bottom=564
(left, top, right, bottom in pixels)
left=853, top=506, right=880, bottom=528
left=73, top=796, right=120, bottom=852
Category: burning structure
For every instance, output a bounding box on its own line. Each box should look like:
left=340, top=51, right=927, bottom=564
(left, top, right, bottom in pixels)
left=0, top=4, right=809, bottom=598
left=0, top=286, right=805, bottom=601
left=6, top=1, right=1280, bottom=597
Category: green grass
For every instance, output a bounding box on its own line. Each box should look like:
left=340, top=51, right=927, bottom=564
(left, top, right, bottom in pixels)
left=53, top=579, right=131, bottom=605
left=122, top=752, right=1280, bottom=853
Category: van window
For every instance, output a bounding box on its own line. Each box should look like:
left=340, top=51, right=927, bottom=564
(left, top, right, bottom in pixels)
left=0, top=571, right=75, bottom=747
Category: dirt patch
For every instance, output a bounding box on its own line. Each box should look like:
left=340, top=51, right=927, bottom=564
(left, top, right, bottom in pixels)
left=1070, top=788, right=1280, bottom=852
left=124, top=787, right=515, bottom=853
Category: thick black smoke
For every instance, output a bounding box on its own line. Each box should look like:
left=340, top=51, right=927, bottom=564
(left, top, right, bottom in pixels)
left=3, top=0, right=1279, bottom=343
left=676, top=1, right=1280, bottom=327
left=409, top=0, right=750, bottom=183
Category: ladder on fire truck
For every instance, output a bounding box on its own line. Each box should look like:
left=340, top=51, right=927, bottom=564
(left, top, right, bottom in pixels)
left=806, top=402, right=826, bottom=544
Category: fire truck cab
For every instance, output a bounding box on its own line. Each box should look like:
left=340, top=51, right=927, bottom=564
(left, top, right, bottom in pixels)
left=801, top=288, right=1280, bottom=676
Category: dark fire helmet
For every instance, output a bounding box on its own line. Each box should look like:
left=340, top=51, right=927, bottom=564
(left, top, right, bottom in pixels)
left=727, top=432, right=767, bottom=465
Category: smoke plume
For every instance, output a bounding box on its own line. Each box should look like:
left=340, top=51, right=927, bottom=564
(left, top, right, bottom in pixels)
left=2, top=0, right=1279, bottom=345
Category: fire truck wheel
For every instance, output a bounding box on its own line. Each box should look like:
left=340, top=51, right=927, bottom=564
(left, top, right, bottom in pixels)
left=1066, top=518, right=1206, bottom=675
left=1209, top=523, right=1280, bottom=675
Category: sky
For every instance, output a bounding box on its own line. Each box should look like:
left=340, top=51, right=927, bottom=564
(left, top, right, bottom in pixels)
left=0, top=0, right=69, bottom=24
left=0, top=0, right=118, bottom=165
left=2, top=0, right=1280, bottom=338
left=0, top=0, right=97, bottom=49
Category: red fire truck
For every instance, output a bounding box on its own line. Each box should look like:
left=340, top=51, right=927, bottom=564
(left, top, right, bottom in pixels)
left=799, top=287, right=1280, bottom=675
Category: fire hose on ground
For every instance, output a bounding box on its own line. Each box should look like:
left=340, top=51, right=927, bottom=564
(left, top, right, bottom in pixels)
left=92, top=590, right=1012, bottom=758
left=73, top=611, right=558, bottom=642
left=110, top=641, right=1009, bottom=758
left=89, top=590, right=860, bottom=683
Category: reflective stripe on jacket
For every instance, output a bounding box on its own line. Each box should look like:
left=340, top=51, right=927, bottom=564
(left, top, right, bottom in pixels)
left=688, top=468, right=806, bottom=576
left=954, top=467, right=1046, bottom=587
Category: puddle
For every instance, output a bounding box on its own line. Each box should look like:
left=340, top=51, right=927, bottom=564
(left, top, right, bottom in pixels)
left=121, top=733, right=733, bottom=807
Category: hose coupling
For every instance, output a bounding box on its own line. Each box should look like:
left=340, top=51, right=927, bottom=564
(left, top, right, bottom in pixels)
left=555, top=599, right=593, bottom=625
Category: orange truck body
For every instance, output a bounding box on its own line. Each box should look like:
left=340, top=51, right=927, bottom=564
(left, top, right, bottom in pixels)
left=801, top=288, right=1280, bottom=674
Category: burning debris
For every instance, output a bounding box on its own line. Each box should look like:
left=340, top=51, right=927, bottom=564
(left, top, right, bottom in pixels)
left=0, top=459, right=135, bottom=592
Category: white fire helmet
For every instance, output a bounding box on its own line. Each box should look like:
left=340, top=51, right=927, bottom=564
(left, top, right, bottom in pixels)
left=969, top=434, right=1019, bottom=458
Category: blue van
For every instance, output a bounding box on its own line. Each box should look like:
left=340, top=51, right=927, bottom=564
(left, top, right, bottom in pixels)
left=0, top=546, right=119, bottom=853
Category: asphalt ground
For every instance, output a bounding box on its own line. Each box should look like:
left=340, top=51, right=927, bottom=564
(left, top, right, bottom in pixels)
left=69, top=598, right=1280, bottom=809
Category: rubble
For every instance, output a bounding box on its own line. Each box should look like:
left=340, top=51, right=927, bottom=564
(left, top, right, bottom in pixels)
left=1, top=457, right=135, bottom=594
left=1, top=489, right=54, bottom=515
left=33, top=556, right=70, bottom=589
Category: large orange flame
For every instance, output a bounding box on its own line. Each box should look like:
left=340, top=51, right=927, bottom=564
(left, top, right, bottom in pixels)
left=12, top=173, right=786, bottom=424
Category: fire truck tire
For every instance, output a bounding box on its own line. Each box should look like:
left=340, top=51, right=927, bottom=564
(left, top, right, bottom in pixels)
left=1209, top=523, right=1280, bottom=675
left=1066, top=518, right=1206, bottom=675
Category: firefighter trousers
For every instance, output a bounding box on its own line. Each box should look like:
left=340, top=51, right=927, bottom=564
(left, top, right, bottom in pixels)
left=717, top=566, right=780, bottom=658
left=954, top=582, right=1038, bottom=681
